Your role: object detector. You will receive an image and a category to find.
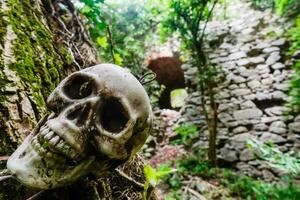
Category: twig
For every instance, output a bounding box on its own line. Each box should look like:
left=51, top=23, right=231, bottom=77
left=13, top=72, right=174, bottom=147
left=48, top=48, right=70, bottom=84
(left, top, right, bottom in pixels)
left=26, top=191, right=45, bottom=200
left=199, top=0, right=218, bottom=44
left=0, top=175, right=12, bottom=182
left=106, top=25, right=115, bottom=64
left=187, top=188, right=207, bottom=200
left=115, top=169, right=144, bottom=189
left=0, top=156, right=9, bottom=161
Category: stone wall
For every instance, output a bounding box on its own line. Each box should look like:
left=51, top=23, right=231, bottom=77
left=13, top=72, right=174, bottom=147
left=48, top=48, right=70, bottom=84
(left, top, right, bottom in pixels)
left=180, top=2, right=300, bottom=181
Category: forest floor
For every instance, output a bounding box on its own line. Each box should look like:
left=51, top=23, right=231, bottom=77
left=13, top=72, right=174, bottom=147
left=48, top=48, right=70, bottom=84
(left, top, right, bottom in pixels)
left=142, top=1, right=299, bottom=199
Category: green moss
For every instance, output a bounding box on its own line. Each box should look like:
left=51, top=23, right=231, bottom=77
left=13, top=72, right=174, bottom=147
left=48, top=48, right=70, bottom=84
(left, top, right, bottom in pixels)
left=6, top=0, right=69, bottom=113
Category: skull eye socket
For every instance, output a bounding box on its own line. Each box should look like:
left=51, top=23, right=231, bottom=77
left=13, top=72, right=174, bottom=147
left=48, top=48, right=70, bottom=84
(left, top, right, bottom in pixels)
left=100, top=98, right=129, bottom=133
left=63, top=75, right=94, bottom=99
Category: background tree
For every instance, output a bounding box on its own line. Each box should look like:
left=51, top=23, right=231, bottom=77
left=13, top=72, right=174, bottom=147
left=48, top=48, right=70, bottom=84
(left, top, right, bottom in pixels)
left=162, top=0, right=222, bottom=165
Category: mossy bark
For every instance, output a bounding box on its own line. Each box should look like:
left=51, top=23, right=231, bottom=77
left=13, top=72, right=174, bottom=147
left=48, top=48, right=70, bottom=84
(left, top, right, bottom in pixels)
left=0, top=0, right=153, bottom=199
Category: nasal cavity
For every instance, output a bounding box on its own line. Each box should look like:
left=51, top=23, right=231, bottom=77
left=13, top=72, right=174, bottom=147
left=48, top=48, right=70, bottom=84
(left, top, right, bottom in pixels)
left=100, top=98, right=129, bottom=133
left=67, top=104, right=91, bottom=127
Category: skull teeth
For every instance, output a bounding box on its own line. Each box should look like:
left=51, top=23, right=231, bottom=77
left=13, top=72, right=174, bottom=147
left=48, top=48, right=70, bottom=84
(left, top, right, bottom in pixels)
left=35, top=124, right=80, bottom=161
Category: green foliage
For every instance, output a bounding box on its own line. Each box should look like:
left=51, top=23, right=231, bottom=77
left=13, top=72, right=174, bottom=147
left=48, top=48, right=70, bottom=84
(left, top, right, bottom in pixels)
left=222, top=170, right=300, bottom=200
left=170, top=89, right=188, bottom=108
left=172, top=123, right=198, bottom=144
left=250, top=0, right=300, bottom=17
left=75, top=0, right=106, bottom=42
left=250, top=0, right=275, bottom=10
left=247, top=139, right=300, bottom=175
left=143, top=164, right=173, bottom=200
left=286, top=16, right=300, bottom=112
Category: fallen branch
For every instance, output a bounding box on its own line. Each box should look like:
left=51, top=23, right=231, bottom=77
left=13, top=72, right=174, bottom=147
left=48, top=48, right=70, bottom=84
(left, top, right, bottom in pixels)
left=0, top=156, right=9, bottom=161
left=0, top=175, right=12, bottom=182
left=115, top=169, right=144, bottom=189
left=26, top=191, right=45, bottom=200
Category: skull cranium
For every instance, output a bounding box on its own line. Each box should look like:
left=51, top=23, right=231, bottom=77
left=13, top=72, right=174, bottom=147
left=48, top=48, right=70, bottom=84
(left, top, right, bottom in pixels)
left=7, top=64, right=152, bottom=189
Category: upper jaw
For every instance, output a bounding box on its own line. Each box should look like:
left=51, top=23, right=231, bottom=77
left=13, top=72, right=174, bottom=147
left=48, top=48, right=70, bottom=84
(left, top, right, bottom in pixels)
left=7, top=116, right=95, bottom=189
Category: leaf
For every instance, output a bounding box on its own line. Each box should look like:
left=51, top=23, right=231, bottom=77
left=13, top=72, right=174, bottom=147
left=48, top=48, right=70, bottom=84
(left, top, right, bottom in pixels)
left=81, top=5, right=92, bottom=14
left=170, top=88, right=188, bottom=108
left=114, top=53, right=124, bottom=65
left=144, top=165, right=158, bottom=186
left=96, top=36, right=108, bottom=49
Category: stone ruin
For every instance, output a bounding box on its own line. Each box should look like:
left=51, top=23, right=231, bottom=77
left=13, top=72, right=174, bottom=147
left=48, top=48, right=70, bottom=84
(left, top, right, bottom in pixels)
left=179, top=2, right=300, bottom=181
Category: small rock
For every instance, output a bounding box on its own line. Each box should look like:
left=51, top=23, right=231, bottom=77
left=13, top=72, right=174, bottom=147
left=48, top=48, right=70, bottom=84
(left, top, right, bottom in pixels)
left=236, top=58, right=250, bottom=66
left=241, top=100, right=256, bottom=109
left=249, top=56, right=265, bottom=64
left=262, top=47, right=280, bottom=53
left=266, top=52, right=281, bottom=65
left=265, top=106, right=283, bottom=116
left=229, top=51, right=247, bottom=60
left=231, top=75, right=247, bottom=83
left=220, top=147, right=238, bottom=162
left=271, top=38, right=286, bottom=46
left=254, top=123, right=268, bottom=131
left=233, top=109, right=263, bottom=120
left=289, top=122, right=300, bottom=133
left=271, top=91, right=287, bottom=100
left=260, top=132, right=285, bottom=143
left=240, top=149, right=255, bottom=161
left=256, top=92, right=271, bottom=100
left=262, top=170, right=276, bottom=182
left=218, top=112, right=234, bottom=124
left=271, top=62, right=285, bottom=70
left=269, top=121, right=286, bottom=134
left=233, top=126, right=248, bottom=134
left=247, top=80, right=261, bottom=89
left=231, top=88, right=251, bottom=96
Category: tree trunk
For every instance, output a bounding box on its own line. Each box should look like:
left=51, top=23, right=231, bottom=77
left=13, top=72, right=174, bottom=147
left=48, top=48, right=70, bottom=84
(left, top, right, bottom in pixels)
left=0, top=1, right=151, bottom=199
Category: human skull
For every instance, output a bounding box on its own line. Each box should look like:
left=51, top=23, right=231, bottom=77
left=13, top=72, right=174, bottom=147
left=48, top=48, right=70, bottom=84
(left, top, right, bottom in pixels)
left=7, top=64, right=152, bottom=189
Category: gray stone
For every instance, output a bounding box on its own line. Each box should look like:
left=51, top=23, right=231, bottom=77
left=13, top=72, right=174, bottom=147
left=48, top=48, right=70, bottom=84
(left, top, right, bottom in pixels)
left=195, top=181, right=215, bottom=193
left=265, top=106, right=283, bottom=116
left=289, top=122, right=300, bottom=133
left=244, top=94, right=256, bottom=100
left=236, top=58, right=250, bottom=66
left=262, top=47, right=280, bottom=53
left=240, top=149, right=255, bottom=161
left=287, top=133, right=300, bottom=143
left=271, top=62, right=285, bottom=70
left=242, top=27, right=255, bottom=35
left=256, top=64, right=270, bottom=74
left=266, top=52, right=281, bottom=65
left=241, top=100, right=256, bottom=109
left=236, top=162, right=261, bottom=177
left=233, top=126, right=248, bottom=134
left=249, top=56, right=265, bottom=64
left=294, top=115, right=300, bottom=122
left=231, top=75, right=247, bottom=83
left=269, top=121, right=286, bottom=134
left=254, top=123, right=268, bottom=131
left=261, top=116, right=283, bottom=123
left=262, top=170, right=276, bottom=182
left=220, top=42, right=233, bottom=49
left=220, top=147, right=238, bottom=162
left=274, top=83, right=289, bottom=91
left=218, top=113, right=234, bottom=124
left=229, top=51, right=247, bottom=60
left=270, top=38, right=286, bottom=46
left=255, top=42, right=270, bottom=49
left=271, top=91, right=287, bottom=100
left=256, top=92, right=271, bottom=100
left=233, top=109, right=263, bottom=120
left=261, top=77, right=273, bottom=85
left=260, top=132, right=285, bottom=143
left=231, top=88, right=251, bottom=96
